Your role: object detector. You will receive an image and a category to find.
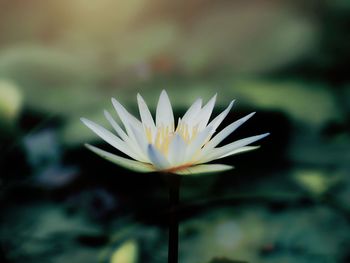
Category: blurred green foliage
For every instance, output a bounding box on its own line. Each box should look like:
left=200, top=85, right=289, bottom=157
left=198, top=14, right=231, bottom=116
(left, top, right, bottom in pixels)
left=0, top=1, right=349, bottom=263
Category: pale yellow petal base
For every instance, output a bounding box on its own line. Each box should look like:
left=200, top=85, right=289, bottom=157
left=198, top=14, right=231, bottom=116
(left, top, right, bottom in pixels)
left=172, top=164, right=233, bottom=176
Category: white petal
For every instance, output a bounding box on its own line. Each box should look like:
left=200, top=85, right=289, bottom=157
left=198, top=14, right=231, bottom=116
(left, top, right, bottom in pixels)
left=129, top=125, right=149, bottom=159
left=85, top=144, right=154, bottom=172
left=156, top=90, right=174, bottom=130
left=111, top=98, right=147, bottom=158
left=104, top=110, right=148, bottom=162
left=195, top=94, right=217, bottom=130
left=168, top=134, right=186, bottom=166
left=104, top=110, right=128, bottom=141
left=175, top=164, right=233, bottom=175
left=111, top=98, right=143, bottom=137
left=80, top=118, right=142, bottom=161
left=200, top=133, right=269, bottom=163
left=219, top=145, right=260, bottom=159
left=147, top=144, right=171, bottom=170
left=202, top=112, right=256, bottom=154
left=185, top=125, right=213, bottom=161
left=137, top=93, right=156, bottom=130
left=182, top=98, right=202, bottom=123
left=207, top=100, right=235, bottom=132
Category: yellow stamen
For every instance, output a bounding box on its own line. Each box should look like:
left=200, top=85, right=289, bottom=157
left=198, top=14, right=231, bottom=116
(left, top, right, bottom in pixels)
left=150, top=122, right=203, bottom=157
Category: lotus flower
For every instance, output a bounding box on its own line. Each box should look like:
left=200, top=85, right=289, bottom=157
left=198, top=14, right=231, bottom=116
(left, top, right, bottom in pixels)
left=81, top=90, right=268, bottom=175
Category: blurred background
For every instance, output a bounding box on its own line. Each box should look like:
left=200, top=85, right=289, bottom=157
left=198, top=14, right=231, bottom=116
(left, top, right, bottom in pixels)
left=0, top=0, right=350, bottom=262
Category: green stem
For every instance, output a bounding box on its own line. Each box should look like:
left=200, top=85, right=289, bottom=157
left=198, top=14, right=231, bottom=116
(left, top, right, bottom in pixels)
left=168, top=174, right=180, bottom=263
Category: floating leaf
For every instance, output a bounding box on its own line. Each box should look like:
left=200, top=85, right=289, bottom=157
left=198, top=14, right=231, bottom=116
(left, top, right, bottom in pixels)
left=110, top=239, right=138, bottom=263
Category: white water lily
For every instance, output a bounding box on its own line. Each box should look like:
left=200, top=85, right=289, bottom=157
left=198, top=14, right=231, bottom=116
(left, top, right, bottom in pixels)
left=81, top=90, right=269, bottom=175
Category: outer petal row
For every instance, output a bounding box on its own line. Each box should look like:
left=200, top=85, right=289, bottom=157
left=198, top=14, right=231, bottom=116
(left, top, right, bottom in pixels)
left=85, top=144, right=154, bottom=172
left=81, top=118, right=143, bottom=161
left=199, top=133, right=270, bottom=163
left=104, top=110, right=146, bottom=161
left=111, top=98, right=148, bottom=161
left=199, top=112, right=256, bottom=157
left=207, top=100, right=235, bottom=133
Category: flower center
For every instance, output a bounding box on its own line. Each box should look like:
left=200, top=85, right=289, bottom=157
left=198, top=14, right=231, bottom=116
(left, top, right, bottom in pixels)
left=145, top=120, right=200, bottom=156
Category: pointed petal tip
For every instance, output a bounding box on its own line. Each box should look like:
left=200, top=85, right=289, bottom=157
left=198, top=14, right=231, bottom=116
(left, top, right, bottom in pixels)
left=262, top=132, right=270, bottom=137
left=103, top=110, right=115, bottom=121
left=241, top=112, right=256, bottom=121
left=251, top=132, right=270, bottom=141
left=205, top=93, right=217, bottom=105
left=80, top=118, right=100, bottom=129
left=84, top=143, right=99, bottom=153
left=136, top=93, right=145, bottom=104
left=80, top=117, right=89, bottom=125
left=159, top=90, right=170, bottom=100
left=226, top=100, right=235, bottom=110
left=84, top=143, right=93, bottom=149
left=156, top=89, right=174, bottom=128
left=111, top=97, right=120, bottom=106
left=256, top=132, right=270, bottom=141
